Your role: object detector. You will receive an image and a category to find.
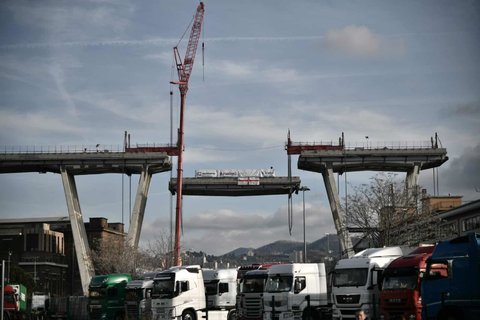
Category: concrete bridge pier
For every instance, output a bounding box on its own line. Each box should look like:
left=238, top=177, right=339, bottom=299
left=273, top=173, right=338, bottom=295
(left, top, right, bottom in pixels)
left=126, top=167, right=152, bottom=249
left=321, top=167, right=355, bottom=258
left=60, top=166, right=95, bottom=296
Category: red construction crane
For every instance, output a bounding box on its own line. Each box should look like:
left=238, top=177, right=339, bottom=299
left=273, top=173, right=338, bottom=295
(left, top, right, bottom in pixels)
left=172, top=2, right=205, bottom=266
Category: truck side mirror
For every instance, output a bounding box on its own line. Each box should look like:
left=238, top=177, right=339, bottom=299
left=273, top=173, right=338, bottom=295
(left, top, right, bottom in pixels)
left=447, top=260, right=453, bottom=279
left=175, top=282, right=181, bottom=296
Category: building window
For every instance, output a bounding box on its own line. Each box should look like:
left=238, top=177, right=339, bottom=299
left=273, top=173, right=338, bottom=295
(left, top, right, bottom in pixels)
left=26, top=233, right=39, bottom=251
left=462, top=215, right=480, bottom=232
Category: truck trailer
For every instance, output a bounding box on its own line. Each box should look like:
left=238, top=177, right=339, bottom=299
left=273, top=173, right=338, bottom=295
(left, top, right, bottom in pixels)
left=421, top=232, right=480, bottom=320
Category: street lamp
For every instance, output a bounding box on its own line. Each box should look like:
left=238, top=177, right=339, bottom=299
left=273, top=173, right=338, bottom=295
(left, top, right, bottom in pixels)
left=299, top=186, right=310, bottom=263
left=7, top=251, right=11, bottom=283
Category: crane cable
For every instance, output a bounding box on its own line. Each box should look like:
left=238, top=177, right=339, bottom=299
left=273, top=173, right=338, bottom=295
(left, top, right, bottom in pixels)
left=287, top=134, right=293, bottom=235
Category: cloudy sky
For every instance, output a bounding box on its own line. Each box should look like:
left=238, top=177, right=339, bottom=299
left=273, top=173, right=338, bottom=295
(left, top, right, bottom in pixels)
left=1, top=0, right=479, bottom=255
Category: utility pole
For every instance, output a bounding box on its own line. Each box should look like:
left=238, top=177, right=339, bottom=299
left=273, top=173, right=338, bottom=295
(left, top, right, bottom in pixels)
left=299, top=186, right=310, bottom=263
left=1, top=260, right=5, bottom=320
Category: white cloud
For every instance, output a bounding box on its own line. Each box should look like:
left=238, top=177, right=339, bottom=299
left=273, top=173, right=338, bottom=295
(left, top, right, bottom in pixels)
left=139, top=198, right=335, bottom=255
left=325, top=25, right=405, bottom=57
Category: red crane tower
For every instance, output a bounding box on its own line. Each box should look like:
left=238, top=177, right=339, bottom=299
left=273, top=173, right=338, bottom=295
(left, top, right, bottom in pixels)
left=172, top=2, right=205, bottom=266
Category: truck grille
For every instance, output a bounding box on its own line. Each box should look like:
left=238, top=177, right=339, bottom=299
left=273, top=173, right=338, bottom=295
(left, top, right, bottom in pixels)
left=335, top=294, right=360, bottom=304
left=243, top=297, right=263, bottom=319
left=126, top=304, right=139, bottom=317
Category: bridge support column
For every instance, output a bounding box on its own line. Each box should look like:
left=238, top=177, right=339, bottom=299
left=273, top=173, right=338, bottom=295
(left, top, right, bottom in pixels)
left=405, top=163, right=420, bottom=192
left=126, top=167, right=152, bottom=250
left=60, top=167, right=95, bottom=296
left=321, top=167, right=355, bottom=258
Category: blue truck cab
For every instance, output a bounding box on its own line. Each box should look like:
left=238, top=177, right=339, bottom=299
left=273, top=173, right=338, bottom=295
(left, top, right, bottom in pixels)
left=421, top=232, right=480, bottom=320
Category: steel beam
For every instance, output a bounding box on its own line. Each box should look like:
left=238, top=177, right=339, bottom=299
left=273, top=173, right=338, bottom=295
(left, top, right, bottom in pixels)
left=126, top=167, right=152, bottom=249
left=322, top=167, right=355, bottom=258
left=60, top=167, right=95, bottom=295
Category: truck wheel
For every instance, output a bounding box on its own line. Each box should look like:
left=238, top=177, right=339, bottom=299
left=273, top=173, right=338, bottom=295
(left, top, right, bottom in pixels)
left=227, top=309, right=237, bottom=320
left=182, top=310, right=196, bottom=320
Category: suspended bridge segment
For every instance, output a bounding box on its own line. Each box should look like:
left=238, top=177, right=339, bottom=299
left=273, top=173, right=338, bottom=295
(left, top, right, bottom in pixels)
left=0, top=146, right=171, bottom=295
left=169, top=176, right=301, bottom=196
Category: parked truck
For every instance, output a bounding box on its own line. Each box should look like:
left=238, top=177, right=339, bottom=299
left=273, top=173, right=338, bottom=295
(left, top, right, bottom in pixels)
left=151, top=265, right=206, bottom=320
left=3, top=284, right=27, bottom=319
left=331, top=247, right=404, bottom=320
left=236, top=263, right=286, bottom=320
left=421, top=232, right=480, bottom=320
left=203, top=268, right=237, bottom=320
left=125, top=277, right=154, bottom=320
left=237, top=269, right=268, bottom=320
left=379, top=245, right=435, bottom=320
left=88, top=273, right=132, bottom=320
left=263, top=263, right=330, bottom=320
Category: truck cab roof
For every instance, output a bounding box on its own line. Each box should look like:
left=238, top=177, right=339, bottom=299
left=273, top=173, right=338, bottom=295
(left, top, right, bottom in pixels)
left=203, top=268, right=238, bottom=281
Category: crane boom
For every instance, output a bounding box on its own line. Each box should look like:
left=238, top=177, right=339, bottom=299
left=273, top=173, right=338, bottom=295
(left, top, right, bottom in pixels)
left=172, top=2, right=205, bottom=266
left=173, top=2, right=205, bottom=94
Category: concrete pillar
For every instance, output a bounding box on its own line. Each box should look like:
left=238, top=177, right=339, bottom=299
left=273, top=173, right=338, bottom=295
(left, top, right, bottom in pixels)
left=405, top=163, right=420, bottom=191
left=321, top=167, right=355, bottom=258
left=60, top=167, right=95, bottom=296
left=126, top=167, right=152, bottom=250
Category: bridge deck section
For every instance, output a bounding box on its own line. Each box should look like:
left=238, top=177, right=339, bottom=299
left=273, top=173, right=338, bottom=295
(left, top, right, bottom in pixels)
left=0, top=152, right=171, bottom=175
left=298, top=147, right=448, bottom=173
left=169, top=176, right=301, bottom=196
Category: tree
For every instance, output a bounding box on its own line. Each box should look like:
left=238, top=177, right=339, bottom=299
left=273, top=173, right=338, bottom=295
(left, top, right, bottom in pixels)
left=343, top=173, right=439, bottom=248
left=91, top=229, right=174, bottom=276
left=91, top=239, right=137, bottom=275
left=139, top=230, right=173, bottom=271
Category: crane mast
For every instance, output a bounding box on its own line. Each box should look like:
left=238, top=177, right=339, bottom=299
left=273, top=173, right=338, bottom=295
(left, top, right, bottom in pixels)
left=172, top=2, right=205, bottom=266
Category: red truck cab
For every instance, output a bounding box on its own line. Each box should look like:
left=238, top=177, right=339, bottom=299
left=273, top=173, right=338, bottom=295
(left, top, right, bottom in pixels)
left=380, top=245, right=435, bottom=320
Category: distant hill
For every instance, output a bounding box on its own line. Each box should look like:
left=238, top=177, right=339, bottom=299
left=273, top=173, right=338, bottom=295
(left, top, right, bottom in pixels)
left=222, top=235, right=341, bottom=258
left=224, top=247, right=255, bottom=257
left=255, top=240, right=304, bottom=255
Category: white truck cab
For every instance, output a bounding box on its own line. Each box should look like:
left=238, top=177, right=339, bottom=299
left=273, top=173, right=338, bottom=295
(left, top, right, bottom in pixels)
left=263, top=263, right=329, bottom=320
left=332, top=247, right=404, bottom=320
left=151, top=265, right=206, bottom=320
left=203, top=268, right=238, bottom=320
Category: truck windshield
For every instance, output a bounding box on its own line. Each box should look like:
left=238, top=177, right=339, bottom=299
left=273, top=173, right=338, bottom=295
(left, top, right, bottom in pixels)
left=204, top=280, right=219, bottom=296
left=383, top=267, right=418, bottom=290
left=152, top=275, right=175, bottom=299
left=265, top=275, right=293, bottom=293
left=240, top=276, right=266, bottom=293
left=4, top=294, right=15, bottom=303
left=333, top=268, right=368, bottom=287
left=89, top=288, right=107, bottom=298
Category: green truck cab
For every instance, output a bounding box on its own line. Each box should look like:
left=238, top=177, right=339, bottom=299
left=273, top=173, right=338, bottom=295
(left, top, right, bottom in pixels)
left=88, top=273, right=132, bottom=320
